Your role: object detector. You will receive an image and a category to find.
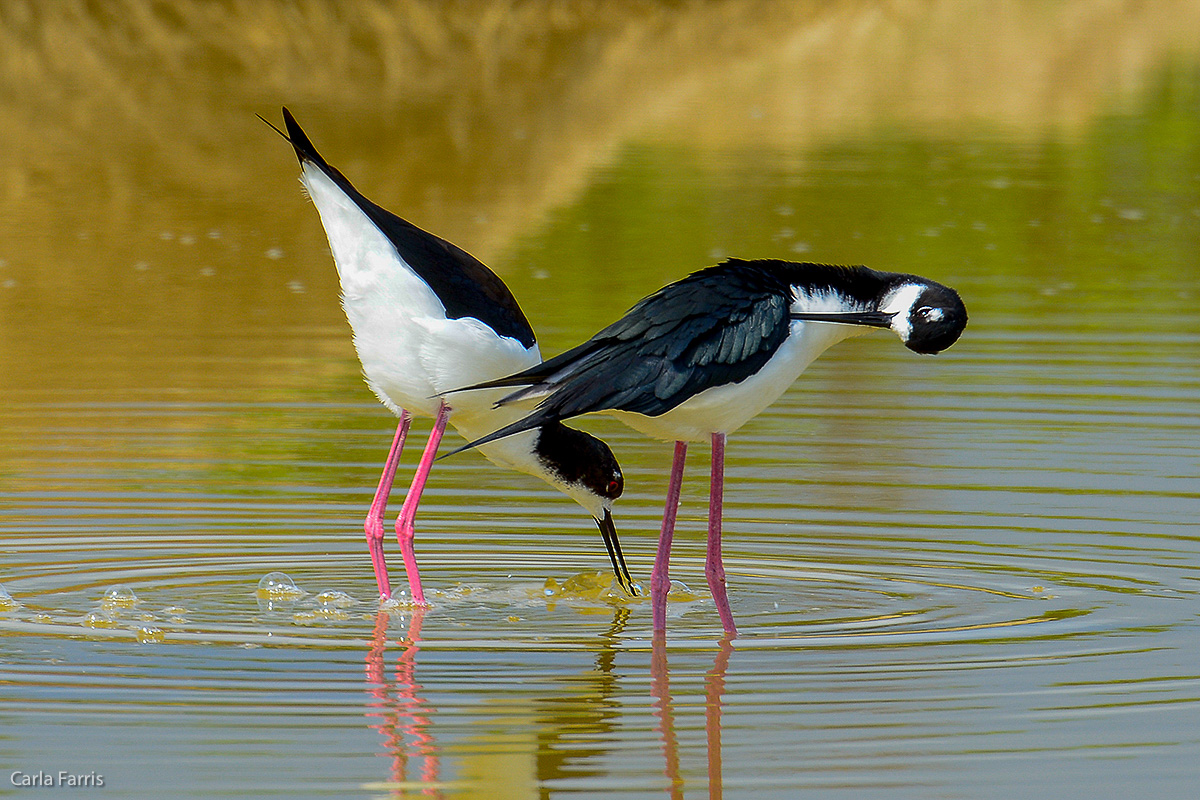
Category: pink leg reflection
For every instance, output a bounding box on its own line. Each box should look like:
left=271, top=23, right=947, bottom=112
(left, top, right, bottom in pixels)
left=705, top=636, right=734, bottom=800
left=650, top=633, right=685, bottom=799
left=364, top=607, right=441, bottom=797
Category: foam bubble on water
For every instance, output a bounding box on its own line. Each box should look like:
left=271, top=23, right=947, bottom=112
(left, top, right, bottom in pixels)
left=542, top=571, right=637, bottom=602
left=101, top=585, right=139, bottom=611
left=83, top=610, right=120, bottom=629
left=0, top=584, right=19, bottom=612
left=256, top=572, right=305, bottom=601
left=289, top=589, right=358, bottom=623
left=136, top=627, right=165, bottom=644
left=380, top=590, right=425, bottom=611
left=315, top=590, right=356, bottom=609
left=666, top=579, right=699, bottom=600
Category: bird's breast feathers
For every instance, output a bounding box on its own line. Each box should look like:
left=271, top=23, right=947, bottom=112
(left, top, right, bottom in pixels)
left=612, top=316, right=862, bottom=442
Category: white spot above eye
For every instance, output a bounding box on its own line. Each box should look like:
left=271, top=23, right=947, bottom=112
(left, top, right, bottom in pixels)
left=922, top=307, right=945, bottom=322
left=880, top=283, right=925, bottom=341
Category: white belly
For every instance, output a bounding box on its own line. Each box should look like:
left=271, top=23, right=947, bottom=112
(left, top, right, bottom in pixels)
left=300, top=164, right=539, bottom=419
left=611, top=320, right=867, bottom=442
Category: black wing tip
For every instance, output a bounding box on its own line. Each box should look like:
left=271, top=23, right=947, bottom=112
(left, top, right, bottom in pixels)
left=443, top=374, right=540, bottom=400
left=435, top=413, right=549, bottom=462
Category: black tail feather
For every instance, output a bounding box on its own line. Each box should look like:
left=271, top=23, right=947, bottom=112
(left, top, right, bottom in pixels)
left=257, top=106, right=334, bottom=170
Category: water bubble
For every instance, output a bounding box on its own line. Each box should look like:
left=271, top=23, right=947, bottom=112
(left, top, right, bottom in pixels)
left=256, top=572, right=304, bottom=600
left=101, top=585, right=139, bottom=611
left=136, top=627, right=165, bottom=644
left=562, top=571, right=614, bottom=596
left=162, top=605, right=189, bottom=622
left=315, top=590, right=356, bottom=609
left=264, top=247, right=285, bottom=260
left=666, top=579, right=699, bottom=600
left=293, top=607, right=349, bottom=624
left=83, top=610, right=119, bottom=629
left=381, top=591, right=422, bottom=611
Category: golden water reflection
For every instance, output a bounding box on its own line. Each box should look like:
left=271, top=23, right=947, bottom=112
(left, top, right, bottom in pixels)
left=4, top=1, right=1200, bottom=407
left=3, top=3, right=1200, bottom=798
left=366, top=608, right=737, bottom=798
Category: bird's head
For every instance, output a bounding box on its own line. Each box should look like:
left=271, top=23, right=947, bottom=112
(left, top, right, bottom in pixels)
left=791, top=272, right=968, bottom=355
left=533, top=423, right=638, bottom=596
left=879, top=280, right=968, bottom=354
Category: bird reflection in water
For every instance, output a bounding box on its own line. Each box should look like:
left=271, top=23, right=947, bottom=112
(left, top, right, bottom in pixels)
left=362, top=609, right=734, bottom=796
left=652, top=634, right=735, bottom=799
left=365, top=608, right=442, bottom=797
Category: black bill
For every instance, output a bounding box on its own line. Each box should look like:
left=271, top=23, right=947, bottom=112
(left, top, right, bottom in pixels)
left=595, top=509, right=640, bottom=597
left=790, top=310, right=895, bottom=328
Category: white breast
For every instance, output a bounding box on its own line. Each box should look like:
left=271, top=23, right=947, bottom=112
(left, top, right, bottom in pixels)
left=300, top=164, right=539, bottom=419
left=610, top=318, right=868, bottom=443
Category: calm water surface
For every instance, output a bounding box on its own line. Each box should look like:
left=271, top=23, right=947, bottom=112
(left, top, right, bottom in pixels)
left=2, top=3, right=1200, bottom=798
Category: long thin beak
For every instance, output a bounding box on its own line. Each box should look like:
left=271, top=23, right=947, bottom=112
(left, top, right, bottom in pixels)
left=791, top=310, right=895, bottom=328
left=596, top=509, right=640, bottom=597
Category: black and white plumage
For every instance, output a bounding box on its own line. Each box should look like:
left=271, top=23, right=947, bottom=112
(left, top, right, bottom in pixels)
left=262, top=108, right=636, bottom=603
left=448, top=258, right=968, bottom=634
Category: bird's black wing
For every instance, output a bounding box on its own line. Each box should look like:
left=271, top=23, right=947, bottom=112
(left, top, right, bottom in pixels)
left=443, top=261, right=794, bottom=455
left=270, top=108, right=536, bottom=349
left=534, top=265, right=793, bottom=418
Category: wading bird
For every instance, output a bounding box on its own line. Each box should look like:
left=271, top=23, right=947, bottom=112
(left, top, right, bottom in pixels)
left=446, top=258, right=967, bottom=634
left=262, top=108, right=636, bottom=604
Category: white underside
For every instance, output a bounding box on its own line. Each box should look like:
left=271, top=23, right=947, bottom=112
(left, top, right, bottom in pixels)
left=300, top=165, right=574, bottom=494
left=610, top=318, right=871, bottom=443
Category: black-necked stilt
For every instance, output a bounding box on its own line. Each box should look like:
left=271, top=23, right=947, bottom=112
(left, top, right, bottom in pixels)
left=262, top=108, right=636, bottom=604
left=446, top=258, right=967, bottom=634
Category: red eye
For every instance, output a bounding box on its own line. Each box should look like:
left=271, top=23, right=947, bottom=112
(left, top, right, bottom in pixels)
left=607, top=480, right=621, bottom=495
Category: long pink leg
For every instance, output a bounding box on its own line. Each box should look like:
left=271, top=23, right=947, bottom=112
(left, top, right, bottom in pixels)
left=706, top=432, right=737, bottom=636
left=651, top=441, right=688, bottom=633
left=394, top=401, right=450, bottom=606
left=365, top=413, right=412, bottom=601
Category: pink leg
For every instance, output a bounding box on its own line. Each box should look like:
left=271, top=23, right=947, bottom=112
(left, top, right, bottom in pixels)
left=394, top=401, right=450, bottom=606
left=365, top=413, right=412, bottom=601
left=651, top=441, right=688, bottom=633
left=706, top=432, right=737, bottom=636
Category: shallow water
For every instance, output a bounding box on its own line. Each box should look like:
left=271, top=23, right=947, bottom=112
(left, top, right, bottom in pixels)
left=3, top=2, right=1200, bottom=798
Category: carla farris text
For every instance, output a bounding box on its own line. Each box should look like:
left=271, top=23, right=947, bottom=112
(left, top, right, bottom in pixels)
left=11, top=771, right=105, bottom=788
